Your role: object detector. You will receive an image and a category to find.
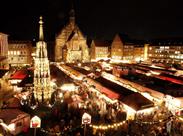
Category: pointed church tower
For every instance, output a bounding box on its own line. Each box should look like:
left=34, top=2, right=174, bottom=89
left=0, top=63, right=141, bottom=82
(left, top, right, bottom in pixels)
left=34, top=16, right=51, bottom=103
left=69, top=2, right=75, bottom=29
left=55, top=1, right=90, bottom=63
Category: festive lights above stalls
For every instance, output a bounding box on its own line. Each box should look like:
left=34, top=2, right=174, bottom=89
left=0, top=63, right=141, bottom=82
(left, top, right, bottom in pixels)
left=40, top=115, right=183, bottom=135
left=90, top=120, right=126, bottom=130
left=60, top=83, right=77, bottom=91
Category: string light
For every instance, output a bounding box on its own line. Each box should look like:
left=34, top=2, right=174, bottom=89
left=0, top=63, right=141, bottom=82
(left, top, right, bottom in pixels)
left=90, top=120, right=126, bottom=130
left=40, top=115, right=183, bottom=134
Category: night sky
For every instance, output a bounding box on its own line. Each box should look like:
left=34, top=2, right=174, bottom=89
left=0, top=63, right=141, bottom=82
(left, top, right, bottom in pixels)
left=1, top=0, right=183, bottom=41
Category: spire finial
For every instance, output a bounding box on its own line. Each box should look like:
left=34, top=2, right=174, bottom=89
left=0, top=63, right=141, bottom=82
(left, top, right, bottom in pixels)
left=39, top=16, right=44, bottom=41
left=69, top=0, right=75, bottom=24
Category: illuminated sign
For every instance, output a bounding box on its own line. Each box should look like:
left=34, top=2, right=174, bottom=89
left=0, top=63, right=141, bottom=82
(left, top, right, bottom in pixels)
left=82, top=113, right=91, bottom=124
left=30, top=116, right=41, bottom=128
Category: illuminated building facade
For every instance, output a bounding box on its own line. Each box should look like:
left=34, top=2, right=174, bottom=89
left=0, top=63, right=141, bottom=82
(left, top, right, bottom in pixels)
left=34, top=17, right=51, bottom=103
left=55, top=8, right=90, bottom=63
left=148, top=43, right=183, bottom=64
left=8, top=41, right=32, bottom=67
left=133, top=45, right=144, bottom=62
left=111, top=36, right=183, bottom=64
left=90, top=40, right=110, bottom=61
left=111, top=34, right=144, bottom=62
left=0, top=33, right=9, bottom=69
left=90, top=34, right=183, bottom=64
left=111, top=34, right=123, bottom=62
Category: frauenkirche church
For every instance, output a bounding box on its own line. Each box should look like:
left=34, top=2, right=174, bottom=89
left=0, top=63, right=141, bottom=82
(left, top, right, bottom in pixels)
left=55, top=8, right=90, bottom=63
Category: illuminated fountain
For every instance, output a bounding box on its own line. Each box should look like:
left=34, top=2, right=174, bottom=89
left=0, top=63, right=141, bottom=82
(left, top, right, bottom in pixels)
left=33, top=16, right=51, bottom=103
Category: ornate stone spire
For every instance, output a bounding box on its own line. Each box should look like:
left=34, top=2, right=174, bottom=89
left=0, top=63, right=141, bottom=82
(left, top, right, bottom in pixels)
left=39, top=16, right=44, bottom=41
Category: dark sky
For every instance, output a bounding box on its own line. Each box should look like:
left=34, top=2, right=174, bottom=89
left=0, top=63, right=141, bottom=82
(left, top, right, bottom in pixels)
left=1, top=0, right=183, bottom=41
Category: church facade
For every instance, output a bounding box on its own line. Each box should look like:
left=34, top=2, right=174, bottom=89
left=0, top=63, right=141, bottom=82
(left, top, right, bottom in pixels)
left=55, top=9, right=90, bottom=63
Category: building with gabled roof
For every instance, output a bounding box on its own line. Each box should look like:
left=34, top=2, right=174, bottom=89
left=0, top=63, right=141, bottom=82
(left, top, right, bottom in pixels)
left=90, top=40, right=111, bottom=62
left=111, top=33, right=145, bottom=63
left=55, top=8, right=90, bottom=63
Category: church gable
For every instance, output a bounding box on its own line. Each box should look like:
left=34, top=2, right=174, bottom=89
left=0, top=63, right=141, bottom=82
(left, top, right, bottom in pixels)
left=55, top=7, right=89, bottom=62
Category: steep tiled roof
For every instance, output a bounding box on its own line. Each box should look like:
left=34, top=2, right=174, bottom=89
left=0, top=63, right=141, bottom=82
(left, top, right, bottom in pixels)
left=116, top=33, right=145, bottom=45
left=93, top=40, right=111, bottom=47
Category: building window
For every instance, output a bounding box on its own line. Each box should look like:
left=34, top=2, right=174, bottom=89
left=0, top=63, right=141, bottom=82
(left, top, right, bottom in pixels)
left=17, top=51, right=20, bottom=55
left=16, top=122, right=22, bottom=127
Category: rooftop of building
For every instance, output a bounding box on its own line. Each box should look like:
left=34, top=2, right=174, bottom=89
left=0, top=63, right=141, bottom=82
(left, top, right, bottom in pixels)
left=8, top=40, right=33, bottom=44
left=0, top=109, right=29, bottom=124
left=116, top=33, right=145, bottom=45
left=92, top=40, right=111, bottom=47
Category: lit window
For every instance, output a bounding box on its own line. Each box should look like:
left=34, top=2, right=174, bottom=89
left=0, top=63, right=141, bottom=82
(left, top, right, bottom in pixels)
left=175, top=51, right=180, bottom=54
left=17, top=51, right=20, bottom=55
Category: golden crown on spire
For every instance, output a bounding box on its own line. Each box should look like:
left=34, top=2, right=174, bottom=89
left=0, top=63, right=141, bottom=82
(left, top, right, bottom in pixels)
left=39, top=16, right=43, bottom=25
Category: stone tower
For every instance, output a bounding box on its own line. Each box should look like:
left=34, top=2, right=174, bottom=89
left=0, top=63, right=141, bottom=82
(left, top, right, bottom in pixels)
left=34, top=16, right=51, bottom=103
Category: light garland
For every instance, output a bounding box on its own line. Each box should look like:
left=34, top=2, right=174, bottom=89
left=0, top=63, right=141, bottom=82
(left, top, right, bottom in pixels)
left=41, top=128, right=63, bottom=135
left=89, top=115, right=183, bottom=131
left=89, top=120, right=126, bottom=130
left=40, top=115, right=183, bottom=134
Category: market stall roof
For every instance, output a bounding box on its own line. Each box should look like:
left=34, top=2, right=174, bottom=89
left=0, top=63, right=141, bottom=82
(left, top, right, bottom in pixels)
left=121, top=92, right=154, bottom=111
left=95, top=77, right=134, bottom=97
left=99, top=87, right=120, bottom=99
left=5, top=97, right=21, bottom=108
left=0, top=109, right=30, bottom=124
left=18, top=75, right=33, bottom=87
left=10, top=70, right=27, bottom=80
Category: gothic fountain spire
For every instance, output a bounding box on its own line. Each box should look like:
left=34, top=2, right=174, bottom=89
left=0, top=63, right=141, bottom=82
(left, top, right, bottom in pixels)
left=39, top=16, right=44, bottom=41
left=34, top=16, right=51, bottom=103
